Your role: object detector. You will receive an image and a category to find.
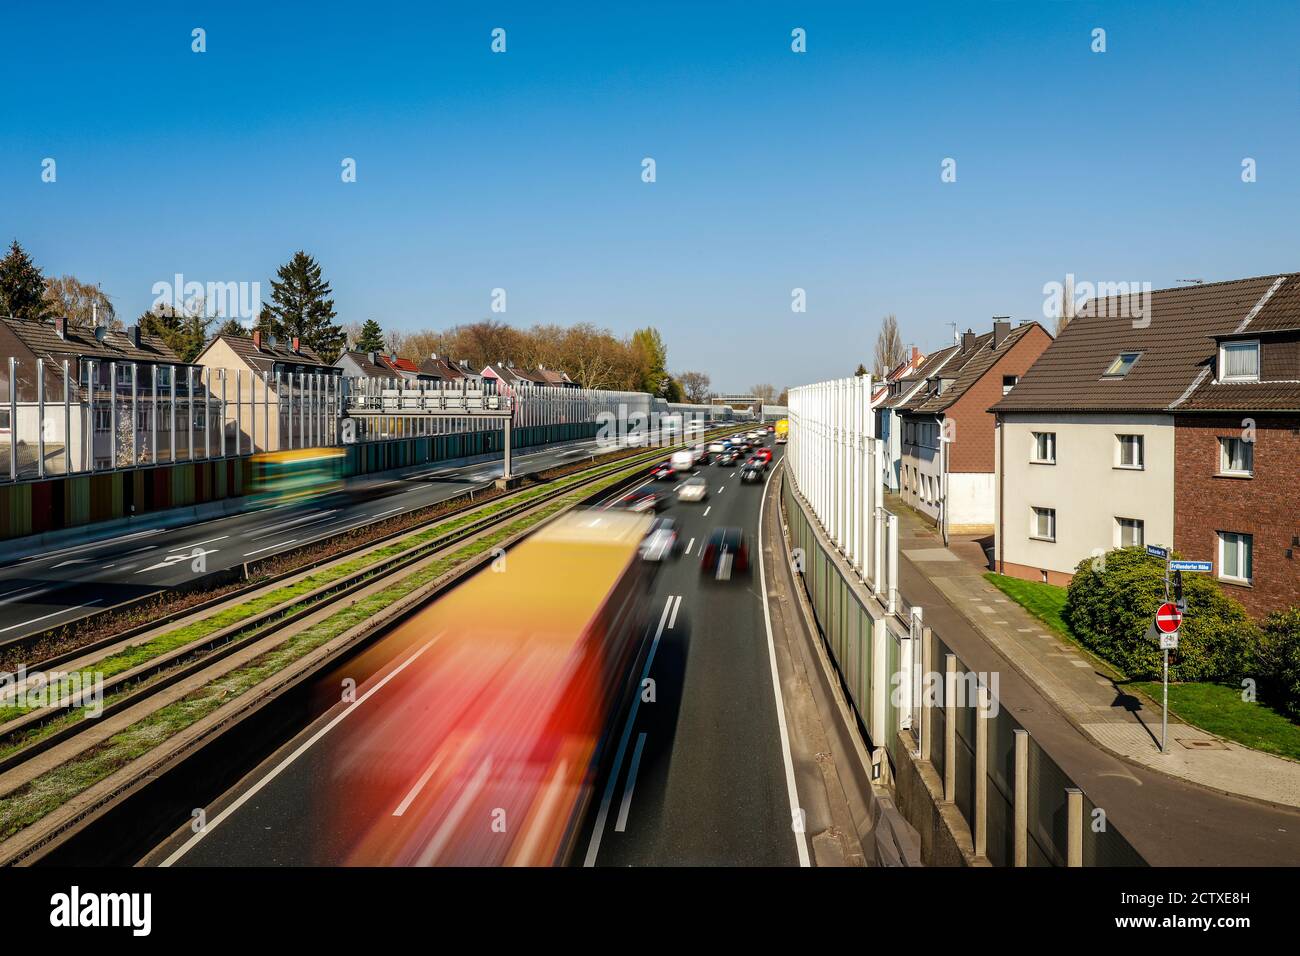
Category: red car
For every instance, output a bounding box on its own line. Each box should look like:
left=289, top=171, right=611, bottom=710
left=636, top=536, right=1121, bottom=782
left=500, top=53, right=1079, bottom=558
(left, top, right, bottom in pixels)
left=700, top=527, right=750, bottom=580
left=755, top=447, right=773, bottom=465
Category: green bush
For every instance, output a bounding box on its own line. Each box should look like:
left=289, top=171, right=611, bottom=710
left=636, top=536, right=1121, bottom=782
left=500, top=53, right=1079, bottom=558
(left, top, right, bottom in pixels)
left=1061, top=547, right=1260, bottom=682
left=1258, top=609, right=1300, bottom=720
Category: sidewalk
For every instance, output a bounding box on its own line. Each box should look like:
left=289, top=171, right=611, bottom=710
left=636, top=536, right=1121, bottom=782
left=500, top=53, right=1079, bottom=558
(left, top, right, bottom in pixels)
left=892, top=494, right=1300, bottom=809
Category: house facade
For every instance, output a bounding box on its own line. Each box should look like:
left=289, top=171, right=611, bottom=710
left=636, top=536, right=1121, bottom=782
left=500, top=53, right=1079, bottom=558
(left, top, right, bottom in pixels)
left=994, top=273, right=1300, bottom=615
left=898, top=320, right=1051, bottom=535
left=877, top=347, right=951, bottom=491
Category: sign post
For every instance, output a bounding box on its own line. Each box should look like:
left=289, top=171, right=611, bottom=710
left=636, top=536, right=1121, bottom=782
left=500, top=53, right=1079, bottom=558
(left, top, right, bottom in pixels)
left=1154, top=600, right=1182, bottom=753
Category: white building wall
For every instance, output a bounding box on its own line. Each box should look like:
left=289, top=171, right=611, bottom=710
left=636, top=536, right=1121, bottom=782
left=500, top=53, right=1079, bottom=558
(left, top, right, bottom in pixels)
left=997, top=412, right=1175, bottom=579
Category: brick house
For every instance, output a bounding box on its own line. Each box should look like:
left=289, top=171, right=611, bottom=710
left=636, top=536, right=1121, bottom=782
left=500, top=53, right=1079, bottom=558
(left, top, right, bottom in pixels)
left=993, top=272, right=1299, bottom=616
left=898, top=320, right=1051, bottom=536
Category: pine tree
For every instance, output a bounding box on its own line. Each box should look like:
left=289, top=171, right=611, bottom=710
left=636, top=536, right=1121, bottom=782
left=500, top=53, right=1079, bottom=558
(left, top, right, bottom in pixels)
left=0, top=240, right=51, bottom=320
left=260, top=251, right=345, bottom=362
left=140, top=305, right=214, bottom=363
left=218, top=318, right=249, bottom=337
left=355, top=319, right=385, bottom=353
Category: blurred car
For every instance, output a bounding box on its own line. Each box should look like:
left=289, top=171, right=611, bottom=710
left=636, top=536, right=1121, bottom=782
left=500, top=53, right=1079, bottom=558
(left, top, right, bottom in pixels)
left=677, top=475, right=709, bottom=503
left=755, top=447, right=773, bottom=464
left=691, top=444, right=708, bottom=464
left=707, top=441, right=730, bottom=457
left=649, top=463, right=675, bottom=481
left=767, top=425, right=775, bottom=434
left=620, top=489, right=668, bottom=512
left=639, top=516, right=679, bottom=562
left=716, top=448, right=741, bottom=466
left=740, top=461, right=764, bottom=483
left=670, top=450, right=695, bottom=473
left=700, top=527, right=749, bottom=580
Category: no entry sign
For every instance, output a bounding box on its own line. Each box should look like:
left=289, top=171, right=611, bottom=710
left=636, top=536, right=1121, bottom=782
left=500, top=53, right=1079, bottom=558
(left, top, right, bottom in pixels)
left=1155, top=602, right=1182, bottom=634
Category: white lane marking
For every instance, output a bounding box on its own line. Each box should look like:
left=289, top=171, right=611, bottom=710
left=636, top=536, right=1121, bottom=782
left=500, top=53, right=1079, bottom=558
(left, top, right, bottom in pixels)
left=757, top=462, right=811, bottom=867
left=730, top=472, right=736, bottom=478
left=0, top=599, right=103, bottom=634
left=51, top=559, right=93, bottom=570
left=372, top=507, right=404, bottom=519
left=161, top=636, right=441, bottom=866
left=717, top=486, right=726, bottom=494
left=393, top=750, right=449, bottom=817
left=19, top=528, right=162, bottom=564
left=243, top=539, right=297, bottom=557
left=703, top=506, right=711, bottom=517
left=614, top=733, right=648, bottom=833
left=124, top=546, right=158, bottom=557
left=584, top=594, right=676, bottom=866
left=245, top=511, right=332, bottom=539
left=415, top=756, right=493, bottom=866
left=167, top=535, right=228, bottom=552
left=684, top=537, right=695, bottom=556
left=135, top=549, right=220, bottom=574
left=0, top=584, right=55, bottom=605
left=667, top=594, right=682, bottom=630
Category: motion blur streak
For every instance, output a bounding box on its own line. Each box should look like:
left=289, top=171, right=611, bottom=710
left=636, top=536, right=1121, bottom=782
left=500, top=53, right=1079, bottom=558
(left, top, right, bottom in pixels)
left=311, top=508, right=654, bottom=865
left=249, top=447, right=345, bottom=507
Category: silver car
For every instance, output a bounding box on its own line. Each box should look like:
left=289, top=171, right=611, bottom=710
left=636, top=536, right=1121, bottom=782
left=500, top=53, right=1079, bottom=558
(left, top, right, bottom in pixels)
left=677, top=475, right=709, bottom=502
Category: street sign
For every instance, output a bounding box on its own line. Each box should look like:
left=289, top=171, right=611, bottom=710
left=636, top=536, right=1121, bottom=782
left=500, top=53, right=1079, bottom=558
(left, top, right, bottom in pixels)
left=1170, top=560, right=1212, bottom=573
left=1160, top=632, right=1179, bottom=650
left=1146, top=544, right=1168, bottom=559
left=1155, top=602, right=1182, bottom=634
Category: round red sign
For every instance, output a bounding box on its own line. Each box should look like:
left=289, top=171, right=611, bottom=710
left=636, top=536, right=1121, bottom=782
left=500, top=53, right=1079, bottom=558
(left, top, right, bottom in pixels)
left=1155, top=602, right=1182, bottom=634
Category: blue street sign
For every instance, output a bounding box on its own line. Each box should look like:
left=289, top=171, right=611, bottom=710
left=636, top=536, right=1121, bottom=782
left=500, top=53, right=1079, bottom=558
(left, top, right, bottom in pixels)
left=1170, top=560, right=1212, bottom=573
left=1146, top=545, right=1168, bottom=559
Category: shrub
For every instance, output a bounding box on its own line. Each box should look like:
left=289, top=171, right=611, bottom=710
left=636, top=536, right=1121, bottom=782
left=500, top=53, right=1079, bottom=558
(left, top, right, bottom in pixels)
left=1258, top=609, right=1300, bottom=720
left=1061, top=547, right=1260, bottom=682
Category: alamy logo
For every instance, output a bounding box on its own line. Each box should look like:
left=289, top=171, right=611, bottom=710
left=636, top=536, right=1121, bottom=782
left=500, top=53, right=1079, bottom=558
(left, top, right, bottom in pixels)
left=0, top=667, right=103, bottom=718
left=49, top=886, right=151, bottom=936
left=151, top=273, right=262, bottom=320
left=1043, top=273, right=1153, bottom=328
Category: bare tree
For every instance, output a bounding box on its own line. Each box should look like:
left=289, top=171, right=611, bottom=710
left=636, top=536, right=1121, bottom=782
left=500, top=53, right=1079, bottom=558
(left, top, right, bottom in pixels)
left=872, top=313, right=906, bottom=378
left=678, top=370, right=711, bottom=403
left=43, top=275, right=121, bottom=328
left=750, top=383, right=777, bottom=403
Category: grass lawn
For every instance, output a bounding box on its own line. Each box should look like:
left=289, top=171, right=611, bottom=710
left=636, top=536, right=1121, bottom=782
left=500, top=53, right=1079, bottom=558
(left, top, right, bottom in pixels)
left=1131, top=681, right=1300, bottom=762
left=983, top=573, right=1071, bottom=638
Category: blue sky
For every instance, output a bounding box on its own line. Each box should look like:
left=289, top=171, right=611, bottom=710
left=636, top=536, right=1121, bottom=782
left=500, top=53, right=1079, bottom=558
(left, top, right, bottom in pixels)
left=2, top=1, right=1296, bottom=392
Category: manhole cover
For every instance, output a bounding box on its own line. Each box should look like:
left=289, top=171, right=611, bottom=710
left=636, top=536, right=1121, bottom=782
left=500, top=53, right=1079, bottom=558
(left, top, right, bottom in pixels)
left=1176, top=737, right=1227, bottom=751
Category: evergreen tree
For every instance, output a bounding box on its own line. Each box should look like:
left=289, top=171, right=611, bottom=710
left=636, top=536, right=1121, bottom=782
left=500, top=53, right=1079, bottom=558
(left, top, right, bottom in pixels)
left=260, top=251, right=345, bottom=362
left=355, top=319, right=386, bottom=353
left=631, top=326, right=670, bottom=396
left=218, top=318, right=249, bottom=337
left=0, top=240, right=51, bottom=320
left=139, top=305, right=214, bottom=363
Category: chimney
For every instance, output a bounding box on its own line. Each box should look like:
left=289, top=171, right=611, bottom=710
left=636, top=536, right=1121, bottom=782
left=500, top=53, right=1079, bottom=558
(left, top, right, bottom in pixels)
left=291, top=336, right=301, bottom=354
left=993, top=318, right=1011, bottom=349
left=54, top=316, right=66, bottom=340
left=129, top=324, right=142, bottom=348
left=368, top=351, right=378, bottom=367
left=252, top=330, right=262, bottom=351
left=961, top=329, right=976, bottom=352
left=911, top=345, right=921, bottom=365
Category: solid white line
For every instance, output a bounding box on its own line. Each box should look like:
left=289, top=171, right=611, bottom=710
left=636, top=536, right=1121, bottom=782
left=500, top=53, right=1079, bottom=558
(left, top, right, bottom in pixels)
left=372, top=507, right=404, bottom=519
left=0, top=584, right=54, bottom=606
left=684, top=537, right=695, bottom=556
left=160, top=636, right=441, bottom=866
left=757, top=462, right=811, bottom=867
left=584, top=594, right=675, bottom=866
left=0, top=599, right=102, bottom=634
left=19, top=528, right=162, bottom=564
left=393, top=750, right=448, bottom=817
left=614, top=733, right=648, bottom=833
left=245, top=510, right=333, bottom=539
left=124, top=546, right=157, bottom=556
left=243, top=538, right=297, bottom=557
left=168, top=535, right=228, bottom=552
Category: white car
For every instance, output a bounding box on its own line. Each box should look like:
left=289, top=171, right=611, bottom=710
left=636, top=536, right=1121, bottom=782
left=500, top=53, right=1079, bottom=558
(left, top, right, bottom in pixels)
left=677, top=475, right=709, bottom=502
left=691, top=444, right=708, bottom=463
left=640, top=517, right=679, bottom=562
left=670, top=450, right=695, bottom=473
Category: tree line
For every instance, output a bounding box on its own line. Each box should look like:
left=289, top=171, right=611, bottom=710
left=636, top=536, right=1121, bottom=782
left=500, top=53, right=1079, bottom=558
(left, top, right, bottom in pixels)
left=0, top=239, right=732, bottom=399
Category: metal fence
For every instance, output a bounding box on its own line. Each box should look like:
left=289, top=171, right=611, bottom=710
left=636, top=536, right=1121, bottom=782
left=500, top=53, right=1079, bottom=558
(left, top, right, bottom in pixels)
left=782, top=374, right=1143, bottom=866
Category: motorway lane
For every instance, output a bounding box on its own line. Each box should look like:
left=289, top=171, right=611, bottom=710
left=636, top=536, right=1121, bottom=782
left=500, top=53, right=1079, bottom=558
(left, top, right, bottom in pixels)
left=583, top=445, right=801, bottom=866
left=0, top=436, right=629, bottom=643
left=148, top=437, right=805, bottom=866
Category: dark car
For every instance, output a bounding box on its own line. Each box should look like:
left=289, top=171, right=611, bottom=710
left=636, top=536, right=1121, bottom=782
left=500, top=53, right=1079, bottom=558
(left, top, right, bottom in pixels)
left=620, top=489, right=669, bottom=513
left=740, top=461, right=764, bottom=483
left=649, top=463, right=675, bottom=481
left=700, top=527, right=750, bottom=580
left=716, top=448, right=741, bottom=466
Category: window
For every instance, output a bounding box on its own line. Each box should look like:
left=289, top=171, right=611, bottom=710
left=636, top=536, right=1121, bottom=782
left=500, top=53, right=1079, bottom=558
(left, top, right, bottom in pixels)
left=0, top=409, right=9, bottom=430
left=1218, top=531, right=1253, bottom=584
left=1117, top=517, right=1144, bottom=548
left=1220, top=340, right=1260, bottom=382
left=1104, top=352, right=1141, bottom=377
left=1219, top=437, right=1254, bottom=476
left=1031, top=506, right=1056, bottom=541
left=1031, top=431, right=1056, bottom=464
left=1002, top=375, right=1018, bottom=395
left=94, top=407, right=111, bottom=432
left=1116, top=434, right=1144, bottom=469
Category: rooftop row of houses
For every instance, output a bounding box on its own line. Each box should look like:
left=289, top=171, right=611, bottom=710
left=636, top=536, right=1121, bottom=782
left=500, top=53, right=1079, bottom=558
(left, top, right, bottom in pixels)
left=868, top=272, right=1300, bottom=618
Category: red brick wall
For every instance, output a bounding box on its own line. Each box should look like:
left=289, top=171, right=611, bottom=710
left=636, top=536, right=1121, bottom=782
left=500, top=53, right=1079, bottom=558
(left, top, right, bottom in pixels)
left=1174, top=415, right=1300, bottom=618
left=947, top=326, right=1052, bottom=474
